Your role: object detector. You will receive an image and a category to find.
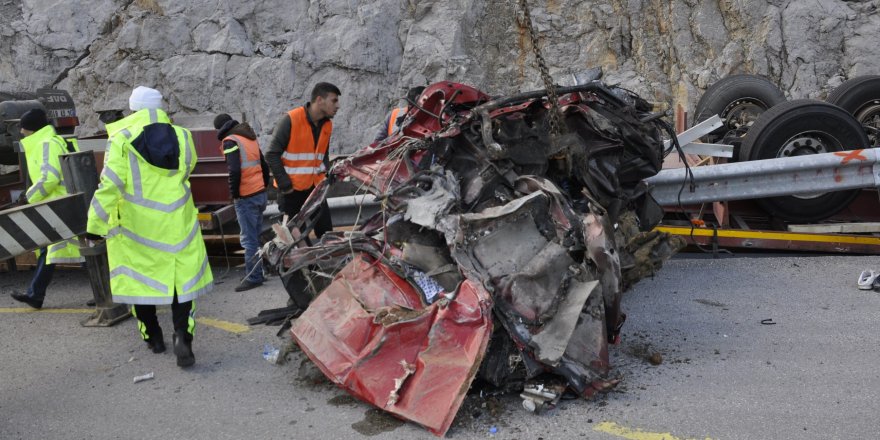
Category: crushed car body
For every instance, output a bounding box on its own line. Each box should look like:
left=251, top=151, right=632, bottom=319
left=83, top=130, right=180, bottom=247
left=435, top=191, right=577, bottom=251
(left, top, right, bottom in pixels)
left=262, top=81, right=685, bottom=436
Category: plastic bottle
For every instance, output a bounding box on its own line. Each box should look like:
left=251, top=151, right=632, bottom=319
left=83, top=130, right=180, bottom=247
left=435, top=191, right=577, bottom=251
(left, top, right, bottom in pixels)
left=262, top=343, right=280, bottom=363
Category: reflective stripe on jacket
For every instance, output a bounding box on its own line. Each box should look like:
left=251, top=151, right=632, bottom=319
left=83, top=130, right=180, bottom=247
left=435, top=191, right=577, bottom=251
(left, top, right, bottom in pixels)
left=222, top=135, right=265, bottom=197
left=21, top=125, right=84, bottom=265
left=281, top=107, right=331, bottom=191
left=87, top=108, right=213, bottom=305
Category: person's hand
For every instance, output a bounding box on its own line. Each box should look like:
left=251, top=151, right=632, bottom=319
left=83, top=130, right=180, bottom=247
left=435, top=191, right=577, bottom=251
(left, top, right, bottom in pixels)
left=85, top=233, right=105, bottom=247
left=15, top=191, right=27, bottom=205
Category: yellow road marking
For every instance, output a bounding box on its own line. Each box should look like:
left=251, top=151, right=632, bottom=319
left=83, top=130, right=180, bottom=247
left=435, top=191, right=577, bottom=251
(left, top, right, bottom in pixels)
left=0, top=307, right=92, bottom=314
left=196, top=317, right=250, bottom=334
left=656, top=225, right=880, bottom=245
left=594, top=421, right=712, bottom=440
left=0, top=308, right=250, bottom=334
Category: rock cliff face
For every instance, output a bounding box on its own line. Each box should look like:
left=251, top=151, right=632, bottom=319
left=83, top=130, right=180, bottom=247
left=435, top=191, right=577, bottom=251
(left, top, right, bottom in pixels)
left=2, top=0, right=879, bottom=153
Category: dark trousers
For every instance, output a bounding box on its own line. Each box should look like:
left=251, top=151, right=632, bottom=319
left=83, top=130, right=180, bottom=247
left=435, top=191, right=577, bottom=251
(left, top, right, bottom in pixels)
left=26, top=248, right=55, bottom=301
left=132, top=293, right=196, bottom=343
left=279, top=188, right=332, bottom=238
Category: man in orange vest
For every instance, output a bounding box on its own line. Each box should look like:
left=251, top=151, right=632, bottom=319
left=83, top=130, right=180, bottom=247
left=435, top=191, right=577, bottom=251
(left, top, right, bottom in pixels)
left=373, top=86, right=426, bottom=143
left=265, top=82, right=340, bottom=238
left=213, top=113, right=271, bottom=292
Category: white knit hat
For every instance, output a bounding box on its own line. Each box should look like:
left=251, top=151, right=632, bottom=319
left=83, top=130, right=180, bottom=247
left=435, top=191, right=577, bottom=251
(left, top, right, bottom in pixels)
left=129, top=86, right=163, bottom=111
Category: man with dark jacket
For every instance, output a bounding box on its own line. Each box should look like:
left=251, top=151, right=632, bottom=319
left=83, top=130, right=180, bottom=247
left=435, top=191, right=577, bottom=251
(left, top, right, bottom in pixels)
left=264, top=82, right=340, bottom=239
left=213, top=114, right=271, bottom=292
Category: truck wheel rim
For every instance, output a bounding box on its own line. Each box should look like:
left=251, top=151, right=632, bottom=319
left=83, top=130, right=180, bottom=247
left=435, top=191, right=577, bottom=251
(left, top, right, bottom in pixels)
left=722, top=98, right=769, bottom=132
left=854, top=101, right=880, bottom=147
left=779, top=131, right=839, bottom=199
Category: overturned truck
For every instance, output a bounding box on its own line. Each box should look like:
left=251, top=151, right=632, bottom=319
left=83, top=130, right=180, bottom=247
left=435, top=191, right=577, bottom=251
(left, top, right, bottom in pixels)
left=262, top=81, right=685, bottom=436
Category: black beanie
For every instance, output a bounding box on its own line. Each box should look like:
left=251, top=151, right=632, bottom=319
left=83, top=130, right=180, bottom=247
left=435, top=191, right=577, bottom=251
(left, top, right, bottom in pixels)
left=213, top=113, right=232, bottom=130
left=20, top=109, right=49, bottom=132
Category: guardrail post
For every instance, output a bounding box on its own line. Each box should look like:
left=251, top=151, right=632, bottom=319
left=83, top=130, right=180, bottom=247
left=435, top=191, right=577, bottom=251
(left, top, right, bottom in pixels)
left=59, top=151, right=130, bottom=326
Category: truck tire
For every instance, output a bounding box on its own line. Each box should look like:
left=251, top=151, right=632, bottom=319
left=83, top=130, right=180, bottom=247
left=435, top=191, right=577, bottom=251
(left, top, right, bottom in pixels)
left=826, top=75, right=880, bottom=147
left=739, top=99, right=870, bottom=222
left=694, top=74, right=787, bottom=152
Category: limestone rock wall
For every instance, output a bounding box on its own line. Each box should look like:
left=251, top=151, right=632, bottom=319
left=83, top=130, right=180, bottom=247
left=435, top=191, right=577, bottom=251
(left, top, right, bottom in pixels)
left=2, top=0, right=879, bottom=153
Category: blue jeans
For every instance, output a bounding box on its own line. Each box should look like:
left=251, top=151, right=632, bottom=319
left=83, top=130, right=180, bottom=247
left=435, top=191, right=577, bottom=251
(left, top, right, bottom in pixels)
left=234, top=192, right=267, bottom=284
left=27, top=248, right=55, bottom=301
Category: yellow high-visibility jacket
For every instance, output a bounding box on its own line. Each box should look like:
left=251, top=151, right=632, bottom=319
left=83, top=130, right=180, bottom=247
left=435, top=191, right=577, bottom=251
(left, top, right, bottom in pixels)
left=87, top=108, right=213, bottom=305
left=21, top=124, right=83, bottom=264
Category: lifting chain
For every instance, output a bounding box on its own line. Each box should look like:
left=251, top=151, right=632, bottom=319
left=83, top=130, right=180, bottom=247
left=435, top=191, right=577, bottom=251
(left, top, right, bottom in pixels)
left=516, top=0, right=564, bottom=137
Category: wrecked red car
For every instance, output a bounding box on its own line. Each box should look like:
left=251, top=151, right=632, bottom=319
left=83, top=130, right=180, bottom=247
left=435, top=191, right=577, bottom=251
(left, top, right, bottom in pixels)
left=262, top=81, right=685, bottom=436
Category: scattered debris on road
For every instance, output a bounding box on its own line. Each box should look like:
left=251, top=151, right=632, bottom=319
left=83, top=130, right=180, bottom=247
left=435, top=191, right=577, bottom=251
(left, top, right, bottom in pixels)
left=132, top=372, right=154, bottom=384
left=649, top=352, right=664, bottom=365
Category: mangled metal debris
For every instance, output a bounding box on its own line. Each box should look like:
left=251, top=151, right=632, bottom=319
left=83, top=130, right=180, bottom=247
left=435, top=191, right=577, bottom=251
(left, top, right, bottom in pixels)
left=263, top=81, right=685, bottom=436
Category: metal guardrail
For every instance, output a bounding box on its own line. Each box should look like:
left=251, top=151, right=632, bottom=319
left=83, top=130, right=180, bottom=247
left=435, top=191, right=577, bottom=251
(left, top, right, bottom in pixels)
left=326, top=194, right=379, bottom=227
left=646, top=148, right=880, bottom=206
left=10, top=136, right=878, bottom=235
left=259, top=194, right=380, bottom=229
left=325, top=149, right=880, bottom=225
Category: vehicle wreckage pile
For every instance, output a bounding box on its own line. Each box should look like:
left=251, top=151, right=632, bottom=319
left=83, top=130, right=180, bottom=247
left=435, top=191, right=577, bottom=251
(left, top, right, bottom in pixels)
left=262, top=81, right=685, bottom=436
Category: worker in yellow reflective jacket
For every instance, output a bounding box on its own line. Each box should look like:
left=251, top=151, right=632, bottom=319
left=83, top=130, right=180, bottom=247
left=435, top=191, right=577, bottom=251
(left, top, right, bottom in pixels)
left=86, top=86, right=213, bottom=368
left=11, top=109, right=83, bottom=309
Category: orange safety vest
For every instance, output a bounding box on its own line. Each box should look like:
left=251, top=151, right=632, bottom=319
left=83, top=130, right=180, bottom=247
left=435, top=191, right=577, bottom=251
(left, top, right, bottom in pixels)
left=222, top=135, right=265, bottom=197
left=281, top=107, right=332, bottom=191
left=386, top=106, right=408, bottom=136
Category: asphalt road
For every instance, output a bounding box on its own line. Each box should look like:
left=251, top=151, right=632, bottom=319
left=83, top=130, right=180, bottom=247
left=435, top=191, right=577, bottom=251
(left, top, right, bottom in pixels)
left=2, top=252, right=879, bottom=440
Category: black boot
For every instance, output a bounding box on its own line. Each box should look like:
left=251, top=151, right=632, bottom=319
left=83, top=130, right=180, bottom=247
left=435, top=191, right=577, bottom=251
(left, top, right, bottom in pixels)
left=173, top=330, right=195, bottom=368
left=146, top=328, right=165, bottom=354
left=11, top=293, right=43, bottom=309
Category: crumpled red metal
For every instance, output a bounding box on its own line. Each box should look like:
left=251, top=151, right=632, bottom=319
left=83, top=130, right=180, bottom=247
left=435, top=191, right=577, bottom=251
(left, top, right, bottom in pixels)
left=291, top=255, right=493, bottom=436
